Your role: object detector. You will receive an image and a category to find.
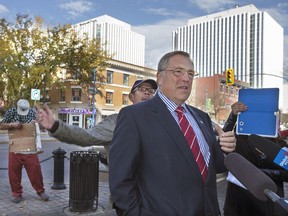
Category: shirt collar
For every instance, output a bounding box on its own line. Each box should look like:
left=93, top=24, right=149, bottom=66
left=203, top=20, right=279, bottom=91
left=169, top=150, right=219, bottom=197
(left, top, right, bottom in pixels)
left=157, top=90, right=187, bottom=113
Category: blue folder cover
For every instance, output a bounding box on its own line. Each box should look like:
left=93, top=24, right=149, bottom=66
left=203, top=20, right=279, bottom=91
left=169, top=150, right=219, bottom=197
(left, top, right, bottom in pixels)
left=236, top=88, right=279, bottom=138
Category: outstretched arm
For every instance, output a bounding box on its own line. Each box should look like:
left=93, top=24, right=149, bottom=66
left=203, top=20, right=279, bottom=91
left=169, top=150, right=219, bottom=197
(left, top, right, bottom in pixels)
left=35, top=103, right=55, bottom=130
left=36, top=103, right=117, bottom=150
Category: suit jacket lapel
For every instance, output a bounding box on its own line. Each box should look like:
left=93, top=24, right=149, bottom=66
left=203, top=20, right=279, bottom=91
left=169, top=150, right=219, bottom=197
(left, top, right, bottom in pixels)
left=150, top=96, right=202, bottom=171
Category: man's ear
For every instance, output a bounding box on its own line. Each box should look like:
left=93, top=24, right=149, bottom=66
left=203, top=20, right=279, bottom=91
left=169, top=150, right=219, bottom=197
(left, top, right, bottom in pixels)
left=156, top=72, right=163, bottom=86
left=128, top=93, right=133, bottom=102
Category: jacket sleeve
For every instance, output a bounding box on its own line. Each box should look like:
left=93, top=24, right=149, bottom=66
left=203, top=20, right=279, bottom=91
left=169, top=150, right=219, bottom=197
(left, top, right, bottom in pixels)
left=261, top=169, right=288, bottom=182
left=49, top=114, right=118, bottom=147
left=222, top=112, right=237, bottom=132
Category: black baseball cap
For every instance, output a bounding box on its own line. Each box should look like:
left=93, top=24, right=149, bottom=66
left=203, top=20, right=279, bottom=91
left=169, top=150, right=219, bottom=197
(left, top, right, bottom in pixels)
left=130, top=79, right=157, bottom=93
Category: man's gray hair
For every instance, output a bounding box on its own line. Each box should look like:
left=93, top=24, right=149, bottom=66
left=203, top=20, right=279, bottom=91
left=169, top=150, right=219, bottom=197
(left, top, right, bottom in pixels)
left=157, top=51, right=193, bottom=72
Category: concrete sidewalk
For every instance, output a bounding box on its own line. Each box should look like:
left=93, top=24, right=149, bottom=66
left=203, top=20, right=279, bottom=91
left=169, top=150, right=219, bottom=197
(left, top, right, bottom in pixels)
left=0, top=172, right=117, bottom=216
left=0, top=131, right=117, bottom=215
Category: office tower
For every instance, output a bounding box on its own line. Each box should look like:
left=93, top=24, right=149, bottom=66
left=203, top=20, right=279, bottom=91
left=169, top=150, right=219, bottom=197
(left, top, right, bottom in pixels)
left=172, top=4, right=284, bottom=109
left=47, top=15, right=154, bottom=128
left=73, top=14, right=145, bottom=67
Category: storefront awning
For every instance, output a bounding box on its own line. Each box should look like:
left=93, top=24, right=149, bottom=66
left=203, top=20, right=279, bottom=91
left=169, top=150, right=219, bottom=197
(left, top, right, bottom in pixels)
left=58, top=108, right=95, bottom=114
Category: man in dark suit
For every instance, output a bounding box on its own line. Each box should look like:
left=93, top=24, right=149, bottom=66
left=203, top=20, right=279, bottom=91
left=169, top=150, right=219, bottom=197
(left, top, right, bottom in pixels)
left=109, top=51, right=236, bottom=216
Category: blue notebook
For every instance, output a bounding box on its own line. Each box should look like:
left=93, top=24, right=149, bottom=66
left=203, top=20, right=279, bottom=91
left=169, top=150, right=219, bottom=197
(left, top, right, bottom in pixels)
left=236, top=88, right=279, bottom=138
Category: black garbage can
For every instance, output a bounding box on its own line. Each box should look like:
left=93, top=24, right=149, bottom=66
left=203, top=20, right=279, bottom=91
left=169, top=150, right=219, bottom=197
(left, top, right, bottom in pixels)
left=69, top=151, right=99, bottom=212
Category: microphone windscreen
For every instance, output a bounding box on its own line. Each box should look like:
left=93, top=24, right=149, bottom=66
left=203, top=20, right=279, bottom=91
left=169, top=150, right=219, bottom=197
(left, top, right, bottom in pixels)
left=248, top=134, right=279, bottom=160
left=224, top=152, right=277, bottom=201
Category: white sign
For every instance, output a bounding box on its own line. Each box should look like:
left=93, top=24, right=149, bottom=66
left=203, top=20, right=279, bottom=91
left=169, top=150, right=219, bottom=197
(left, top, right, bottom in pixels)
left=31, top=89, right=40, bottom=100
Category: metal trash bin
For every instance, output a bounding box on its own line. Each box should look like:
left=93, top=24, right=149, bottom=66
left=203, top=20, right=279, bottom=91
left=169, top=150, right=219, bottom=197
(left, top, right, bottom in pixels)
left=69, top=151, right=99, bottom=212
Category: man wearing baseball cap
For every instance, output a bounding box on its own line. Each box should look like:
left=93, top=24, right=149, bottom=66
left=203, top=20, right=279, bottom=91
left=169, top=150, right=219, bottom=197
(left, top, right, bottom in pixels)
left=36, top=79, right=157, bottom=162
left=37, top=79, right=157, bottom=215
left=129, top=79, right=157, bottom=103
left=0, top=99, right=49, bottom=203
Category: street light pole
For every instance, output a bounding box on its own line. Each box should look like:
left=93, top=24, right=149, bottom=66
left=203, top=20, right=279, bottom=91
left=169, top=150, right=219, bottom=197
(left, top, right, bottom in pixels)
left=91, top=68, right=96, bottom=126
left=43, top=74, right=46, bottom=103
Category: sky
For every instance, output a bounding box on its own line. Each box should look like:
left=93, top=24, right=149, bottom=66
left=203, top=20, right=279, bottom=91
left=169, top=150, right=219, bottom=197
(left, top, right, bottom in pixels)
left=0, top=0, right=288, bottom=70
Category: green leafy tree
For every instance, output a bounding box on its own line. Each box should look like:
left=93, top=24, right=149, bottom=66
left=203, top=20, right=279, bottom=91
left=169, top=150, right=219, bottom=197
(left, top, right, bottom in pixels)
left=0, top=14, right=109, bottom=109
left=57, top=27, right=109, bottom=97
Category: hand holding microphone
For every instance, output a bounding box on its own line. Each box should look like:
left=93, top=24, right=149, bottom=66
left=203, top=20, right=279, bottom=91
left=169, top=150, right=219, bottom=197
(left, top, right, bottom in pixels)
left=224, top=152, right=277, bottom=201
left=225, top=152, right=288, bottom=216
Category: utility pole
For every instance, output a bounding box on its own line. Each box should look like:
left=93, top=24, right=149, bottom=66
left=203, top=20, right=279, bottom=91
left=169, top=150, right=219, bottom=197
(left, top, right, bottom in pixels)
left=43, top=74, right=46, bottom=103
left=91, top=68, right=96, bottom=126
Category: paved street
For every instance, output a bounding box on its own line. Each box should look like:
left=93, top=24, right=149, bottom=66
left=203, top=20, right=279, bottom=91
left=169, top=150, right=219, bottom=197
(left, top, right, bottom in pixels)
left=0, top=131, right=116, bottom=215
left=0, top=131, right=287, bottom=215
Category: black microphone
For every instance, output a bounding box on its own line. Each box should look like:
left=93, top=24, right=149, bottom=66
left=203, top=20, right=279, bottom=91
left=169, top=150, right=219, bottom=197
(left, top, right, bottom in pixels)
left=248, top=134, right=288, bottom=171
left=225, top=153, right=288, bottom=216
left=264, top=189, right=288, bottom=216
left=224, top=152, right=277, bottom=201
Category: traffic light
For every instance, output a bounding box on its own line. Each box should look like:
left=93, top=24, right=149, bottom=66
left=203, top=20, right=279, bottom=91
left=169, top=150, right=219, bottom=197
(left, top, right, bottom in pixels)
left=226, top=68, right=234, bottom=86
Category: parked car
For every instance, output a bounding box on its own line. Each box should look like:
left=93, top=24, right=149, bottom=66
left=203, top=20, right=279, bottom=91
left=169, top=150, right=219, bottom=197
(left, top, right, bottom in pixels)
left=279, top=129, right=288, bottom=140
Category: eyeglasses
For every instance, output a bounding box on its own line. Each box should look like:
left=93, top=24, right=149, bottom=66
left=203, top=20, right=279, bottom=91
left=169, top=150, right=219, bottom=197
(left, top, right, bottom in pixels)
left=135, top=86, right=156, bottom=94
left=164, top=68, right=199, bottom=79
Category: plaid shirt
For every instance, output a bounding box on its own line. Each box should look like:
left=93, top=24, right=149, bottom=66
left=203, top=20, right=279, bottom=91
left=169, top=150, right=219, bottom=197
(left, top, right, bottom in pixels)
left=1, top=107, right=36, bottom=124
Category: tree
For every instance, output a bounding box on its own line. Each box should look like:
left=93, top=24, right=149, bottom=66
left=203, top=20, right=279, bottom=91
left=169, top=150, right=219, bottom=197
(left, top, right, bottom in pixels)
left=57, top=27, right=109, bottom=97
left=0, top=14, right=109, bottom=108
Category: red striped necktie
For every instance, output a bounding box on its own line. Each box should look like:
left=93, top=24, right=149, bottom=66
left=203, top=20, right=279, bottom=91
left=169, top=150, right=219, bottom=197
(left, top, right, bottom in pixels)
left=176, top=106, right=208, bottom=181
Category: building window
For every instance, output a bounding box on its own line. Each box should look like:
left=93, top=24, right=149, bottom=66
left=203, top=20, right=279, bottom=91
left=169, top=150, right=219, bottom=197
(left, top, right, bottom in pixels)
left=219, top=84, right=223, bottom=93
left=96, top=24, right=101, bottom=39
left=107, top=70, right=113, bottom=84
left=60, top=89, right=65, bottom=102
left=72, top=88, right=81, bottom=101
left=123, top=74, right=129, bottom=86
left=122, top=94, right=129, bottom=105
left=106, top=92, right=113, bottom=104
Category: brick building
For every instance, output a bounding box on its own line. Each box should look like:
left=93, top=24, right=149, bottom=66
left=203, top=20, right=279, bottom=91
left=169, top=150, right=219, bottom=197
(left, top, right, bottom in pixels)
left=43, top=59, right=156, bottom=128
left=189, top=73, right=249, bottom=123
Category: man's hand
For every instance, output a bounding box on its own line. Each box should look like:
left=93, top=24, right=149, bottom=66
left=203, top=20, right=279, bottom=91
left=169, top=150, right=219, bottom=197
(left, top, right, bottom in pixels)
left=214, top=123, right=236, bottom=153
left=10, top=122, right=22, bottom=129
left=35, top=103, right=55, bottom=130
left=231, top=102, right=247, bottom=115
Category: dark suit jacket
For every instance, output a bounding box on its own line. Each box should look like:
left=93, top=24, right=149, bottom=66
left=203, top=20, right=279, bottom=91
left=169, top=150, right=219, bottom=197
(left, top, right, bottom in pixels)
left=109, top=94, right=226, bottom=216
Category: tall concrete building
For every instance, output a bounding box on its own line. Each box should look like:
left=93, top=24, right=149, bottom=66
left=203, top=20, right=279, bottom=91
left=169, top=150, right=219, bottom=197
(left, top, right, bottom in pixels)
left=44, top=15, right=155, bottom=128
left=73, top=15, right=145, bottom=67
left=172, top=4, right=285, bottom=111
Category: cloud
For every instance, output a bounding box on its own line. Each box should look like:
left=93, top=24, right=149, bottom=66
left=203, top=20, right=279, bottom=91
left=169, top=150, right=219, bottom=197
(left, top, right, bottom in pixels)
left=190, top=0, right=237, bottom=13
left=0, top=4, right=9, bottom=14
left=59, top=0, right=93, bottom=19
left=142, top=8, right=173, bottom=16
left=262, top=5, right=288, bottom=30
left=142, top=7, right=188, bottom=17
left=133, top=17, right=191, bottom=69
